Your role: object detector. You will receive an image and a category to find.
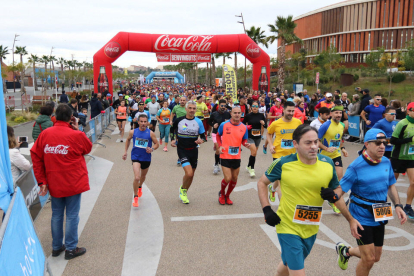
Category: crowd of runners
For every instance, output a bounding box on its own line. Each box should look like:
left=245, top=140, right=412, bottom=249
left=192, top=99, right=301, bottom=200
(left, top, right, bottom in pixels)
left=113, top=80, right=412, bottom=276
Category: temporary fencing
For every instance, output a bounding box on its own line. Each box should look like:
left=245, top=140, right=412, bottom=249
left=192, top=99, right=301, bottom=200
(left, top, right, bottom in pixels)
left=4, top=96, right=15, bottom=111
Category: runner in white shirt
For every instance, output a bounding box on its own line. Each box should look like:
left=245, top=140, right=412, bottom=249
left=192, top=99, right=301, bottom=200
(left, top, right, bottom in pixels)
left=310, top=107, right=331, bottom=131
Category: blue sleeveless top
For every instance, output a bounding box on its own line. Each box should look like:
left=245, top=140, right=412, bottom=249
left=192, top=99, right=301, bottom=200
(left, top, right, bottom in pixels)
left=131, top=128, right=152, bottom=162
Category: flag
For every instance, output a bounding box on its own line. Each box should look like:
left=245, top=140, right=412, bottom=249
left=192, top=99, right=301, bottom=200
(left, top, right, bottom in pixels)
left=223, top=64, right=237, bottom=103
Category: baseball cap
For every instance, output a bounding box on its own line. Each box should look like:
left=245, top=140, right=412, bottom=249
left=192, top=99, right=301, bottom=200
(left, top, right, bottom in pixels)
left=407, top=102, right=414, bottom=111
left=151, top=95, right=156, bottom=98
left=275, top=98, right=281, bottom=102
left=119, top=94, right=123, bottom=97
left=364, top=128, right=387, bottom=143
left=326, top=93, right=333, bottom=97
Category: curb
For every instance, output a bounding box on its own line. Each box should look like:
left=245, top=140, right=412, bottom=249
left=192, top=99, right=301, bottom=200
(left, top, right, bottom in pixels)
left=12, top=120, right=35, bottom=128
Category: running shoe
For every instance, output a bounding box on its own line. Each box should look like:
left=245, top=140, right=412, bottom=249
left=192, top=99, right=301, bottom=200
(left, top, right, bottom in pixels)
left=177, top=159, right=181, bottom=166
left=248, top=167, right=256, bottom=178
left=132, top=196, right=139, bottom=207
left=335, top=242, right=350, bottom=270
left=163, top=146, right=168, bottom=152
left=404, top=206, right=414, bottom=219
left=225, top=195, right=233, bottom=205
left=179, top=186, right=189, bottom=204
left=329, top=202, right=341, bottom=214
left=263, top=145, right=267, bottom=154
left=197, top=144, right=200, bottom=148
left=218, top=191, right=226, bottom=205
left=159, top=138, right=163, bottom=145
left=261, top=135, right=265, bottom=140
left=213, top=165, right=220, bottom=175
left=120, top=139, right=123, bottom=143
left=268, top=185, right=275, bottom=202
left=137, top=187, right=142, bottom=197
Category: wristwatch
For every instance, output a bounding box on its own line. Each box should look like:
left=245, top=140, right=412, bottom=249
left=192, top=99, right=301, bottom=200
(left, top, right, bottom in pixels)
left=395, top=204, right=403, bottom=210
left=341, top=147, right=346, bottom=150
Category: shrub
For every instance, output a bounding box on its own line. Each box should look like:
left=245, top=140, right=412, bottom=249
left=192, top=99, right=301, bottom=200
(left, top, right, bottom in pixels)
left=353, top=74, right=359, bottom=81
left=361, top=71, right=368, bottom=77
left=14, top=116, right=27, bottom=123
left=388, top=73, right=406, bottom=83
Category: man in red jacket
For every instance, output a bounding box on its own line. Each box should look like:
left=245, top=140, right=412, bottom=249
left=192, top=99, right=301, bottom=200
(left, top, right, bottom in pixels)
left=31, top=104, right=93, bottom=260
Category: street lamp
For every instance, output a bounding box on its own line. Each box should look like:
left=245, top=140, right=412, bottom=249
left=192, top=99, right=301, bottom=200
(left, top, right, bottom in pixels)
left=12, top=34, right=20, bottom=93
left=235, top=14, right=247, bottom=90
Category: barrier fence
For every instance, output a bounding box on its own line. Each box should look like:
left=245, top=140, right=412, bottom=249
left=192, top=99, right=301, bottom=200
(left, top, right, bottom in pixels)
left=4, top=96, right=15, bottom=110
left=79, top=107, right=116, bottom=149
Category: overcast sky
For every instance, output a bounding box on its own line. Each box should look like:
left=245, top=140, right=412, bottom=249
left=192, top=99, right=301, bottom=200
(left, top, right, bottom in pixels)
left=1, top=0, right=337, bottom=69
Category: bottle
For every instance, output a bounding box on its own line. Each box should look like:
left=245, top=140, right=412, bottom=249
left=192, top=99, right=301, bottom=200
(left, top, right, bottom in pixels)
left=98, top=66, right=108, bottom=93
left=258, top=66, right=268, bottom=92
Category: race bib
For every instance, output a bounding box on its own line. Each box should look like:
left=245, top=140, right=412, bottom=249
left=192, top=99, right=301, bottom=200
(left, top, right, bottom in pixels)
left=252, top=129, right=261, bottom=136
left=293, top=205, right=322, bottom=225
left=281, top=139, right=293, bottom=149
left=330, top=139, right=341, bottom=148
left=134, top=138, right=149, bottom=149
left=163, top=117, right=170, bottom=123
left=372, top=203, right=393, bottom=222
left=409, top=145, right=414, bottom=155
left=228, top=146, right=240, bottom=156
left=204, top=114, right=210, bottom=119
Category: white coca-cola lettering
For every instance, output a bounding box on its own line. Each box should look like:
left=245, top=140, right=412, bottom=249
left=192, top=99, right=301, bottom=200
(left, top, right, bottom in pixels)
left=44, top=144, right=70, bottom=155
left=104, top=42, right=122, bottom=58
left=154, top=35, right=213, bottom=52
left=246, top=43, right=261, bottom=58
left=259, top=81, right=268, bottom=85
left=197, top=55, right=211, bottom=61
left=247, top=48, right=260, bottom=54
left=157, top=54, right=170, bottom=60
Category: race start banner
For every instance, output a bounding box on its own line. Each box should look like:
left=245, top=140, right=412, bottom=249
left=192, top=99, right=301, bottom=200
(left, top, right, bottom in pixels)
left=223, top=64, right=237, bottom=102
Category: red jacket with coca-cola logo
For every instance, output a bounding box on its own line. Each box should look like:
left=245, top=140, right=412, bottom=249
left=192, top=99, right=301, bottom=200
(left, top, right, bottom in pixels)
left=30, top=121, right=93, bottom=198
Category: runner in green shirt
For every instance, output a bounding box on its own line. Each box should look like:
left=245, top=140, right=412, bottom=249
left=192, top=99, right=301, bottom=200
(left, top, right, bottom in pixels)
left=171, top=97, right=187, bottom=124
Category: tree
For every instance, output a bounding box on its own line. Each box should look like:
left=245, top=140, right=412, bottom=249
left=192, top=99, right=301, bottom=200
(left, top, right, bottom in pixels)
left=15, top=46, right=28, bottom=93
left=267, top=15, right=302, bottom=92
left=313, top=44, right=343, bottom=82
left=57, top=57, right=66, bottom=87
left=0, top=45, right=10, bottom=93
left=246, top=26, right=269, bottom=48
left=215, top=53, right=232, bottom=83
left=41, top=55, right=49, bottom=92
left=28, top=54, right=39, bottom=91
left=402, top=39, right=414, bottom=73
left=365, top=48, right=385, bottom=76
left=211, top=56, right=216, bottom=85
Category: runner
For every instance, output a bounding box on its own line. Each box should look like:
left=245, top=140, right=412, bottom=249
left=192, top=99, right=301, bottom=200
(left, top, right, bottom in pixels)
left=390, top=102, right=414, bottom=219
left=132, top=102, right=150, bottom=129
left=237, top=96, right=249, bottom=122
left=156, top=100, right=171, bottom=152
left=334, top=128, right=407, bottom=275
left=170, top=96, right=187, bottom=166
left=115, top=100, right=127, bottom=142
left=266, top=101, right=302, bottom=202
left=217, top=107, right=250, bottom=205
left=257, top=124, right=342, bottom=276
left=122, top=114, right=159, bottom=207
left=147, top=95, right=160, bottom=132
left=243, top=101, right=266, bottom=177
left=170, top=100, right=206, bottom=204
left=371, top=107, right=397, bottom=159
left=318, top=105, right=348, bottom=213
left=258, top=98, right=267, bottom=140
left=195, top=95, right=209, bottom=140
left=309, top=107, right=331, bottom=130
left=264, top=98, right=283, bottom=153
left=209, top=99, right=231, bottom=175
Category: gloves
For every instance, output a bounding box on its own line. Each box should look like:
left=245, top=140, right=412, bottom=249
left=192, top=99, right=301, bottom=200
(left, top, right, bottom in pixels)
left=263, top=206, right=281, bottom=227
left=320, top=187, right=339, bottom=203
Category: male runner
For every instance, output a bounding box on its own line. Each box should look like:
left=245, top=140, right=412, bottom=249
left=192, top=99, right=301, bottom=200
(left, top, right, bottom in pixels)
left=170, top=100, right=206, bottom=204
left=132, top=102, right=150, bottom=129
left=257, top=124, right=342, bottom=276
left=147, top=95, right=160, bottom=132
left=309, top=107, right=330, bottom=130
left=209, top=99, right=231, bottom=174
left=334, top=128, right=406, bottom=275
left=266, top=101, right=302, bottom=202
left=318, top=105, right=348, bottom=213
left=372, top=107, right=397, bottom=159
left=390, top=102, right=414, bottom=218
left=170, top=96, right=187, bottom=165
left=217, top=107, right=250, bottom=205
left=123, top=114, right=159, bottom=207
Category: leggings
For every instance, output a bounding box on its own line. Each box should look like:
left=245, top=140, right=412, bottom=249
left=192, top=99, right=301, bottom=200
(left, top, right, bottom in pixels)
left=159, top=124, right=170, bottom=143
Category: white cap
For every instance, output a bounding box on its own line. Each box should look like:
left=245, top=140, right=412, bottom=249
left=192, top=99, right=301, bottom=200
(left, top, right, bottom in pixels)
left=326, top=93, right=333, bottom=97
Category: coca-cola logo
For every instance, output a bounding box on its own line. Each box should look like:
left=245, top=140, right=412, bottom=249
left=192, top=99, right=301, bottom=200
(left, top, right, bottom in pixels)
left=44, top=144, right=69, bottom=155
left=104, top=41, right=121, bottom=58
left=157, top=54, right=170, bottom=60
left=154, top=35, right=213, bottom=52
left=197, top=55, right=211, bottom=61
left=246, top=43, right=261, bottom=59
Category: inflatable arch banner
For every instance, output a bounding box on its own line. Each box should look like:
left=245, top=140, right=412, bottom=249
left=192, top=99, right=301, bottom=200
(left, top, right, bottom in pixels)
left=146, top=71, right=185, bottom=84
left=93, top=32, right=270, bottom=93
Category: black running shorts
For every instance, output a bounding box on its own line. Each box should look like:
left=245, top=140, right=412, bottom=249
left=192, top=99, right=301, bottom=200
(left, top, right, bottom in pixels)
left=356, top=224, right=385, bottom=247
left=177, top=147, right=198, bottom=169
left=132, top=160, right=151, bottom=170
left=220, top=159, right=241, bottom=169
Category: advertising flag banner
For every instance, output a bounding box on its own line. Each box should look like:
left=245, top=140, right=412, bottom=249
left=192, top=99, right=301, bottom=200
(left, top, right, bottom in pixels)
left=223, top=64, right=237, bottom=102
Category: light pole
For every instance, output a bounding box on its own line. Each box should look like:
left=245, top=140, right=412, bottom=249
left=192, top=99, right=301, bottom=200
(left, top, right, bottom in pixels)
left=12, top=34, right=19, bottom=92
left=236, top=14, right=247, bottom=90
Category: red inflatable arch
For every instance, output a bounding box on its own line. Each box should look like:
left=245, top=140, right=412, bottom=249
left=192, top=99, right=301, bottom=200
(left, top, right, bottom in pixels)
left=93, top=32, right=270, bottom=93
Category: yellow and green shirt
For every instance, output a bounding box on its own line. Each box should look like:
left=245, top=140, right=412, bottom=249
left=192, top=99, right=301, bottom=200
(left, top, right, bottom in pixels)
left=267, top=118, right=302, bottom=159
left=318, top=120, right=344, bottom=159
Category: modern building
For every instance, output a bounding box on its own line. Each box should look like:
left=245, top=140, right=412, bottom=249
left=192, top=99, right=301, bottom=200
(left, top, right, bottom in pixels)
left=282, top=0, right=414, bottom=66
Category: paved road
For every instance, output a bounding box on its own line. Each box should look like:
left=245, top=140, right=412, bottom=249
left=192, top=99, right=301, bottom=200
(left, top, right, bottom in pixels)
left=31, top=123, right=414, bottom=276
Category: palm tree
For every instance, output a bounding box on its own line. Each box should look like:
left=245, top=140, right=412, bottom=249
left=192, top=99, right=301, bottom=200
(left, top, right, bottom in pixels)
left=267, top=15, right=302, bottom=92
left=211, top=56, right=216, bottom=86
left=0, top=45, right=10, bottom=93
left=15, top=46, right=28, bottom=93
left=41, top=55, right=49, bottom=91
left=215, top=53, right=232, bottom=83
left=57, top=57, right=66, bottom=88
left=28, top=54, right=39, bottom=91
left=246, top=26, right=269, bottom=48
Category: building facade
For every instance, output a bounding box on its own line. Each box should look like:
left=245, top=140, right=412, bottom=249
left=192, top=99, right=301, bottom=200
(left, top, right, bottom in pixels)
left=282, top=0, right=414, bottom=66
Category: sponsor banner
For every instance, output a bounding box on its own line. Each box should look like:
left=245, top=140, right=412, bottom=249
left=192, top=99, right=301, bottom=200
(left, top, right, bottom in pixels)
left=96, top=115, right=102, bottom=137
left=89, top=119, right=96, bottom=143
left=104, top=41, right=122, bottom=59
left=348, top=115, right=360, bottom=138
left=156, top=53, right=212, bottom=63
left=246, top=43, right=261, bottom=59
left=223, top=64, right=237, bottom=102
left=0, top=188, right=46, bottom=275
left=154, top=34, right=214, bottom=52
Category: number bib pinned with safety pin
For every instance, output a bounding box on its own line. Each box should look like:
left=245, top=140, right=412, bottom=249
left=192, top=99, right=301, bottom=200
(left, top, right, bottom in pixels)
left=252, top=129, right=261, bottom=136
left=135, top=138, right=149, bottom=149
left=293, top=205, right=323, bottom=225
left=372, top=203, right=393, bottom=222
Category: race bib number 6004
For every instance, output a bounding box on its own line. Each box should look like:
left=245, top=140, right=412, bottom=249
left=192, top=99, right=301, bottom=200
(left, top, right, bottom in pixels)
left=293, top=205, right=323, bottom=225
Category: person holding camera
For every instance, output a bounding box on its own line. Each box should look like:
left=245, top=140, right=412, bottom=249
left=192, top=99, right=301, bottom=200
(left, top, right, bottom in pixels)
left=8, top=126, right=31, bottom=182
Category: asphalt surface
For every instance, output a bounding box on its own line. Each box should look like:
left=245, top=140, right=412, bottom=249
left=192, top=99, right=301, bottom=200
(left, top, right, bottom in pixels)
left=27, top=121, right=414, bottom=276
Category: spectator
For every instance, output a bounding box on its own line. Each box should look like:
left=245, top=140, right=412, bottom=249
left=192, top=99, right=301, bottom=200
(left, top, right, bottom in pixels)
left=79, top=95, right=89, bottom=112
left=8, top=126, right=31, bottom=182
left=358, top=88, right=372, bottom=114
left=308, top=94, right=319, bottom=117
left=302, top=89, right=310, bottom=103
left=32, top=105, right=54, bottom=142
left=45, top=101, right=57, bottom=125
left=348, top=94, right=361, bottom=116
left=68, top=99, right=79, bottom=118
left=294, top=101, right=307, bottom=123
left=90, top=93, right=103, bottom=118
left=78, top=108, right=88, bottom=127
left=59, top=91, right=69, bottom=104
left=381, top=98, right=388, bottom=108
left=98, top=93, right=109, bottom=110
left=30, top=104, right=92, bottom=260
left=392, top=100, right=406, bottom=120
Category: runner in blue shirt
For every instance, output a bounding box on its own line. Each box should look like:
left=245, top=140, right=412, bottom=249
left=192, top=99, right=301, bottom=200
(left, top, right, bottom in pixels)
left=361, top=94, right=386, bottom=129
left=372, top=107, right=397, bottom=159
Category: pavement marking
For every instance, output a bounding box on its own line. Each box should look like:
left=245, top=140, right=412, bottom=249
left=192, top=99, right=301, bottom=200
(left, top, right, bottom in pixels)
left=171, top=213, right=264, bottom=222
left=383, top=226, right=414, bottom=251
left=121, top=184, right=164, bottom=276
left=260, top=224, right=281, bottom=251
left=47, top=156, right=113, bottom=276
left=235, top=181, right=280, bottom=205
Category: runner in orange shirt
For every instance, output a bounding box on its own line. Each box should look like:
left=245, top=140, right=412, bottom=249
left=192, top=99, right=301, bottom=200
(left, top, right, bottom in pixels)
left=217, top=107, right=250, bottom=205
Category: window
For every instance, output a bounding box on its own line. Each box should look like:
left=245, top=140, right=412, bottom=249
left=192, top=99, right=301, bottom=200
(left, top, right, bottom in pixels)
left=368, top=32, right=371, bottom=50
left=382, top=31, right=385, bottom=47
left=397, top=0, right=400, bottom=27
left=354, top=34, right=356, bottom=51
left=383, top=2, right=386, bottom=27
left=391, top=32, right=394, bottom=49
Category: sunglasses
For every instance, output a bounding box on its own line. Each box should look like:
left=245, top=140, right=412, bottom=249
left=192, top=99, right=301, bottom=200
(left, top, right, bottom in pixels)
left=219, top=105, right=226, bottom=108
left=370, top=140, right=389, bottom=146
left=375, top=98, right=382, bottom=101
left=252, top=105, right=259, bottom=107
left=386, top=113, right=396, bottom=115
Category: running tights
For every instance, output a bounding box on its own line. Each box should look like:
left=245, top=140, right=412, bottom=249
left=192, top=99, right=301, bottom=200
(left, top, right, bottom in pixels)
left=159, top=124, right=170, bottom=142
left=215, top=154, right=220, bottom=165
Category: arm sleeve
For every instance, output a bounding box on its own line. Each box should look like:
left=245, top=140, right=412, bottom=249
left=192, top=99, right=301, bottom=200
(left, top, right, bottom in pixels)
left=243, top=114, right=249, bottom=125
left=391, top=122, right=413, bottom=145
left=267, top=121, right=276, bottom=135
left=339, top=166, right=357, bottom=193
left=12, top=152, right=31, bottom=172
left=156, top=109, right=162, bottom=116
left=265, top=159, right=282, bottom=182
left=318, top=121, right=330, bottom=139
left=315, top=102, right=321, bottom=109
